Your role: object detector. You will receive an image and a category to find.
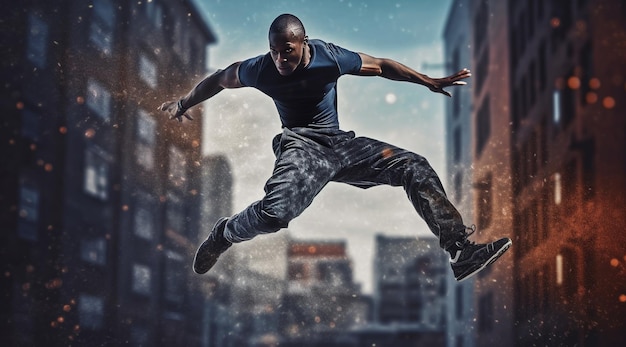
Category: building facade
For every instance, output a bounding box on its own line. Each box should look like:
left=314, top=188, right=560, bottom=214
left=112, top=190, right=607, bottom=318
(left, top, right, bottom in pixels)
left=466, top=0, right=516, bottom=345
left=507, top=0, right=626, bottom=345
left=442, top=1, right=477, bottom=346
left=461, top=0, right=626, bottom=346
left=373, top=235, right=448, bottom=330
left=281, top=239, right=368, bottom=344
left=1, top=1, right=217, bottom=345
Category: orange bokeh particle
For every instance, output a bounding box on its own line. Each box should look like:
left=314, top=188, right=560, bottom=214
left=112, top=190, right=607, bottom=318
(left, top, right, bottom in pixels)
left=610, top=258, right=619, bottom=267
left=585, top=92, right=598, bottom=104
left=602, top=96, right=616, bottom=109
left=567, top=76, right=581, bottom=90
left=85, top=128, right=96, bottom=138
left=550, top=17, right=561, bottom=28
left=589, top=78, right=601, bottom=90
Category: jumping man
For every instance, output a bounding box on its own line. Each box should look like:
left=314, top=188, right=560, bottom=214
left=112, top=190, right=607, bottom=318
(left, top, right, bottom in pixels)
left=159, top=14, right=511, bottom=282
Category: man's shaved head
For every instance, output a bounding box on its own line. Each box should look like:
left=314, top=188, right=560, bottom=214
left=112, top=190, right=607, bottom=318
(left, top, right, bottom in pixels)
left=269, top=14, right=306, bottom=40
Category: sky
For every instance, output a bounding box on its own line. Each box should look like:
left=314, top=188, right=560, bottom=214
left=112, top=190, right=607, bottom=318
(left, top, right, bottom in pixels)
left=192, top=0, right=455, bottom=293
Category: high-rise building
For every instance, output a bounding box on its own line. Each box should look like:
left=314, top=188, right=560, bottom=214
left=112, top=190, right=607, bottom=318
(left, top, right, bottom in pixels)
left=443, top=1, right=477, bottom=346
left=1, top=1, right=216, bottom=345
left=462, top=0, right=626, bottom=346
left=506, top=0, right=626, bottom=345
left=465, top=0, right=516, bottom=345
left=373, top=235, right=448, bottom=328
left=281, top=239, right=368, bottom=344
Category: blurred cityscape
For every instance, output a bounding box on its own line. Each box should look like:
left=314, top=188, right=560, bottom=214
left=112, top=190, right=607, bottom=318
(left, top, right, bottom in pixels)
left=1, top=0, right=625, bottom=346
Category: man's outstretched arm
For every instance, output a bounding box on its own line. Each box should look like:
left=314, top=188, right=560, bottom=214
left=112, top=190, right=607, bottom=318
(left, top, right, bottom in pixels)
left=160, top=62, right=243, bottom=122
left=357, top=53, right=470, bottom=97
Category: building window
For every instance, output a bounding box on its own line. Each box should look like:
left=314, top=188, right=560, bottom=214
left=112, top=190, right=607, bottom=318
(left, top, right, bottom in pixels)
left=84, top=146, right=109, bottom=200
left=476, top=173, right=492, bottom=229
left=552, top=90, right=561, bottom=124
left=89, top=0, right=115, bottom=55
left=86, top=79, right=112, bottom=121
left=21, top=108, right=40, bottom=142
left=18, top=185, right=39, bottom=241
left=475, top=96, right=491, bottom=157
left=478, top=292, right=493, bottom=332
left=164, top=250, right=184, bottom=302
left=130, top=326, right=149, bottom=346
left=539, top=41, right=547, bottom=91
left=134, top=192, right=155, bottom=240
left=454, top=172, right=463, bottom=203
left=173, top=20, right=191, bottom=63
left=473, top=1, right=489, bottom=50
left=556, top=248, right=578, bottom=298
left=146, top=0, right=163, bottom=28
left=474, top=46, right=489, bottom=94
left=136, top=109, right=156, bottom=144
left=132, top=264, right=152, bottom=295
left=80, top=238, right=107, bottom=265
left=288, top=262, right=307, bottom=281
left=455, top=285, right=464, bottom=319
left=553, top=172, right=562, bottom=205
left=165, top=192, right=184, bottom=234
left=139, top=55, right=157, bottom=89
left=168, top=146, right=187, bottom=189
left=453, top=127, right=461, bottom=163
left=26, top=14, right=48, bottom=68
left=135, top=109, right=156, bottom=170
left=78, top=294, right=104, bottom=330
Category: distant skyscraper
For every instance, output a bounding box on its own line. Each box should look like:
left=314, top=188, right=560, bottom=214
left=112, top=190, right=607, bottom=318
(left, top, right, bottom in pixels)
left=373, top=235, right=448, bottom=329
left=281, top=239, right=368, bottom=343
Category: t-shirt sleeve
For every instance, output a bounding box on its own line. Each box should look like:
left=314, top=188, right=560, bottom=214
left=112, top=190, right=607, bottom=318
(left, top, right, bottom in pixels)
left=326, top=42, right=362, bottom=75
left=237, top=55, right=265, bottom=87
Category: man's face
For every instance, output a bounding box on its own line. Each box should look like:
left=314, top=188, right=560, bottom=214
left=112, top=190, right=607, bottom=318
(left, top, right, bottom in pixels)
left=269, top=30, right=306, bottom=76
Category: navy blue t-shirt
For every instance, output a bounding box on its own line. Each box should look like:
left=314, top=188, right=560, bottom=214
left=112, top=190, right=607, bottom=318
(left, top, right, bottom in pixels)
left=237, top=39, right=362, bottom=129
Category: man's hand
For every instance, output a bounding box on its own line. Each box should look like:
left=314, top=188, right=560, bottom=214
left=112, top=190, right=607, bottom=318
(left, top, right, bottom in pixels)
left=428, top=68, right=471, bottom=97
left=159, top=100, right=194, bottom=123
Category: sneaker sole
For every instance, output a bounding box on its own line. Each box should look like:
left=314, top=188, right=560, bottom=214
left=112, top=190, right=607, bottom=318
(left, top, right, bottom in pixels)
left=193, top=218, right=229, bottom=274
left=193, top=239, right=216, bottom=274
left=456, top=239, right=512, bottom=282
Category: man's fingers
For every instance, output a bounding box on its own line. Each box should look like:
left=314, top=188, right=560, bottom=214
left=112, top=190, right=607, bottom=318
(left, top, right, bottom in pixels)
left=452, top=81, right=467, bottom=86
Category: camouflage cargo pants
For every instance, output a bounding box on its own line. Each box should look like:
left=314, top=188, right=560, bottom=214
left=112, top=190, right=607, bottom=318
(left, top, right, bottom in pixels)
left=223, top=127, right=465, bottom=251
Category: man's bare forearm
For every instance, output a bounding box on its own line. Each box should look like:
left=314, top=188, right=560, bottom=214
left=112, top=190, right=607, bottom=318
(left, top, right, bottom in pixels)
left=179, top=70, right=225, bottom=110
left=378, top=58, right=433, bottom=88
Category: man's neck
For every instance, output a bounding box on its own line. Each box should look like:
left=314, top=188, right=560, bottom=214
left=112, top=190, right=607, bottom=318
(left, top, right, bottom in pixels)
left=300, top=43, right=311, bottom=69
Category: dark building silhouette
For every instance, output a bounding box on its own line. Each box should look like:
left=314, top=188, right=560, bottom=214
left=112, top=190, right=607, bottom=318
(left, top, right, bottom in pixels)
left=1, top=1, right=217, bottom=345
left=280, top=239, right=369, bottom=345
left=373, top=235, right=447, bottom=328
left=455, top=0, right=626, bottom=346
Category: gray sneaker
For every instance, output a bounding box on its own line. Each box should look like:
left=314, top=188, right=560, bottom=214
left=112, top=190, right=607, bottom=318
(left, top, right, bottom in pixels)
left=449, top=226, right=511, bottom=281
left=193, top=218, right=232, bottom=274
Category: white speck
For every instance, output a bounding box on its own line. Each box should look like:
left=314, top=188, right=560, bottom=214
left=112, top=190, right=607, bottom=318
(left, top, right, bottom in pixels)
left=385, top=93, right=397, bottom=104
